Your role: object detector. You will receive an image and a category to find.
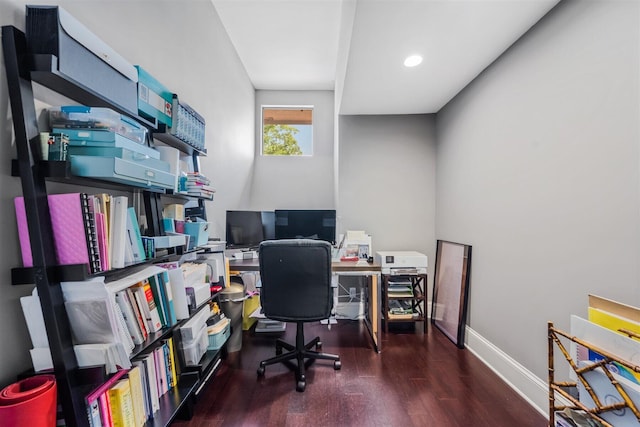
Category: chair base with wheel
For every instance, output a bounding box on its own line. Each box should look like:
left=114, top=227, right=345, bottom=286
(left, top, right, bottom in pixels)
left=257, top=322, right=341, bottom=391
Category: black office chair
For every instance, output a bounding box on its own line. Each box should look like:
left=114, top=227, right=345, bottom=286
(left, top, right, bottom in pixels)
left=257, top=239, right=341, bottom=392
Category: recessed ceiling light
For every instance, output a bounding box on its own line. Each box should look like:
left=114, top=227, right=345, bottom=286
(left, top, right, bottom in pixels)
left=404, top=55, right=423, bottom=67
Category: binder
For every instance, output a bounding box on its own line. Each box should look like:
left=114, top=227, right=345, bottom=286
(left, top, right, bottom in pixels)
left=99, top=392, right=112, bottom=427
left=126, top=207, right=146, bottom=264
left=140, top=353, right=160, bottom=414
left=49, top=193, right=100, bottom=273
left=126, top=288, right=148, bottom=341
left=126, top=365, right=146, bottom=427
left=88, top=194, right=108, bottom=272
left=95, top=212, right=109, bottom=271
left=15, top=193, right=101, bottom=273
left=157, top=263, right=189, bottom=320
left=162, top=343, right=172, bottom=391
left=131, top=280, right=162, bottom=333
left=85, top=369, right=128, bottom=406
left=154, top=345, right=168, bottom=396
left=164, top=338, right=178, bottom=389
left=95, top=194, right=111, bottom=251
left=131, top=360, right=150, bottom=421
left=159, top=271, right=177, bottom=326
left=147, top=275, right=167, bottom=327
left=114, top=291, right=144, bottom=345
left=109, top=196, right=128, bottom=269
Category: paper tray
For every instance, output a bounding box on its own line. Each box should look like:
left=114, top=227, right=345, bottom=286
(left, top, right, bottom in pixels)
left=58, top=128, right=160, bottom=159
left=49, top=106, right=147, bottom=144
left=67, top=146, right=169, bottom=172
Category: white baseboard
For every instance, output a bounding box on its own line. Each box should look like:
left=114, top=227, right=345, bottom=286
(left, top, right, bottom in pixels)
left=464, top=326, right=549, bottom=418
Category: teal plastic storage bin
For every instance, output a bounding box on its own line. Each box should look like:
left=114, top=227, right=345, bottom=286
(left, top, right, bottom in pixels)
left=207, top=318, right=230, bottom=350
left=69, top=155, right=175, bottom=190
left=184, top=221, right=210, bottom=249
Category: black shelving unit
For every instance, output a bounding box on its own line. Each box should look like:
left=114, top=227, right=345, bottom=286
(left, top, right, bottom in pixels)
left=2, top=20, right=219, bottom=427
left=3, top=25, right=86, bottom=426
left=153, top=125, right=207, bottom=157
left=147, top=373, right=199, bottom=426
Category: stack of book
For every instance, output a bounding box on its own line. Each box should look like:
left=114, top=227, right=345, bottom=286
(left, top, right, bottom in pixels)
left=178, top=172, right=215, bottom=200
left=85, top=337, right=179, bottom=427
left=108, top=267, right=181, bottom=348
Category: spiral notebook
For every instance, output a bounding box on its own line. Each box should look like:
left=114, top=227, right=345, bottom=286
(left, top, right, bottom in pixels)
left=14, top=193, right=101, bottom=273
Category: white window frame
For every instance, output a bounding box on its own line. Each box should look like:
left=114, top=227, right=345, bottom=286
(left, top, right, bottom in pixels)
left=261, top=104, right=314, bottom=156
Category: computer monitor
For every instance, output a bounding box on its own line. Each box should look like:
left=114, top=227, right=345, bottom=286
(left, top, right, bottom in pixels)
left=225, top=210, right=265, bottom=249
left=274, top=209, right=337, bottom=245
left=261, top=211, right=276, bottom=240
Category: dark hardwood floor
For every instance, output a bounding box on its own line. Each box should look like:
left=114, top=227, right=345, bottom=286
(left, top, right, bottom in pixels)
left=174, top=320, right=548, bottom=427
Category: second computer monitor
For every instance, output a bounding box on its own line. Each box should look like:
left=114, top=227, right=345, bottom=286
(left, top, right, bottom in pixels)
left=226, top=210, right=265, bottom=249
left=274, top=209, right=337, bottom=245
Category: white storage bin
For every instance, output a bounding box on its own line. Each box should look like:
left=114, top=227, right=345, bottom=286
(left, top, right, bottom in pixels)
left=180, top=324, right=208, bottom=366
left=180, top=305, right=210, bottom=342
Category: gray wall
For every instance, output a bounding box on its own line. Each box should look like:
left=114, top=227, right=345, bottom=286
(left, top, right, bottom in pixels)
left=338, top=115, right=436, bottom=270
left=0, top=0, right=254, bottom=385
left=436, top=0, right=640, bottom=382
left=251, top=90, right=335, bottom=210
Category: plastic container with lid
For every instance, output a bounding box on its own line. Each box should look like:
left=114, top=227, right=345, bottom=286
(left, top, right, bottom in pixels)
left=48, top=106, right=148, bottom=145
left=207, top=317, right=230, bottom=351
left=179, top=324, right=208, bottom=366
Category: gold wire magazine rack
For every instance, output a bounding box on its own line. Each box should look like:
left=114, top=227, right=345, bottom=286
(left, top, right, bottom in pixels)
left=548, top=321, right=640, bottom=427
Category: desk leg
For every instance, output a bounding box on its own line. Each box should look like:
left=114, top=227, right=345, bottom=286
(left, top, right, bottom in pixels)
left=365, top=273, right=381, bottom=352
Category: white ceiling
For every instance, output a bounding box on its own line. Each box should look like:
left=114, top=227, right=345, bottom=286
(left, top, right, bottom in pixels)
left=211, top=0, right=560, bottom=115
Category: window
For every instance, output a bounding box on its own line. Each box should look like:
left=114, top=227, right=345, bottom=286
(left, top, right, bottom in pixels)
left=262, top=106, right=313, bottom=156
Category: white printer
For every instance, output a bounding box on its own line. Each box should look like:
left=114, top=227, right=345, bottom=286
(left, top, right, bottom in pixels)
left=375, top=251, right=428, bottom=274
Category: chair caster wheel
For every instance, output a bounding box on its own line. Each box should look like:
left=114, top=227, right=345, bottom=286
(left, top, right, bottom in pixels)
left=296, top=380, right=306, bottom=392
left=334, top=360, right=341, bottom=370
left=257, top=366, right=265, bottom=376
left=316, top=341, right=322, bottom=350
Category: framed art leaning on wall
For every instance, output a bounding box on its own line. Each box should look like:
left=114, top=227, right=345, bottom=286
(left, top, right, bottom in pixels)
left=431, top=240, right=472, bottom=348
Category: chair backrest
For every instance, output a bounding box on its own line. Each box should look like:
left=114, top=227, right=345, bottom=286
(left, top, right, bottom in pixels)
left=259, top=239, right=332, bottom=322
